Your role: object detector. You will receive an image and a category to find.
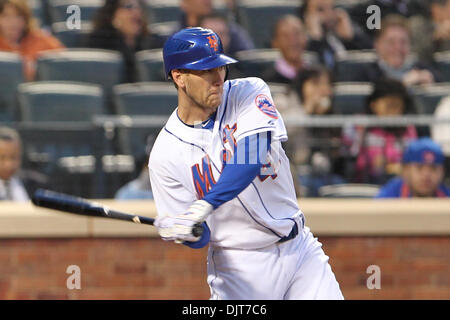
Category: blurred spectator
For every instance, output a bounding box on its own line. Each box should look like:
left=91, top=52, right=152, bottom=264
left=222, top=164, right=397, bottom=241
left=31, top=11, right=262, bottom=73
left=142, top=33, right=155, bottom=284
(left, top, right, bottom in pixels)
left=349, top=0, right=427, bottom=34
left=262, top=15, right=309, bottom=84
left=86, top=0, right=164, bottom=83
left=376, top=138, right=449, bottom=197
left=409, top=0, right=450, bottom=64
left=199, top=13, right=242, bottom=79
left=175, top=0, right=254, bottom=54
left=349, top=15, right=441, bottom=86
left=115, top=151, right=152, bottom=200
left=298, top=0, right=372, bottom=70
left=0, top=127, right=28, bottom=201
left=0, top=0, right=64, bottom=81
left=115, top=166, right=153, bottom=200
left=281, top=66, right=346, bottom=197
left=199, top=14, right=231, bottom=54
left=346, top=78, right=418, bottom=184
left=432, top=96, right=450, bottom=158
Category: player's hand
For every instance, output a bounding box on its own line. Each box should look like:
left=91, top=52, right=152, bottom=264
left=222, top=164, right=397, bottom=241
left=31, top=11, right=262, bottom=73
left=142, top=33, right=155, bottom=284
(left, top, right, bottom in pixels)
left=154, top=200, right=213, bottom=243
left=154, top=215, right=202, bottom=242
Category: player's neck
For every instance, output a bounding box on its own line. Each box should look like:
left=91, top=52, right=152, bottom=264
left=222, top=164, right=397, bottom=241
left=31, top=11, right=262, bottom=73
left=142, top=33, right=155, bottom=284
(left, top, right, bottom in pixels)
left=177, top=103, right=215, bottom=125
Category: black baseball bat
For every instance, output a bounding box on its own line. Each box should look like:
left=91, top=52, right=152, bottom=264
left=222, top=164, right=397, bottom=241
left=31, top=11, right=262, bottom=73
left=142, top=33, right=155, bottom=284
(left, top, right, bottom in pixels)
left=31, top=189, right=204, bottom=237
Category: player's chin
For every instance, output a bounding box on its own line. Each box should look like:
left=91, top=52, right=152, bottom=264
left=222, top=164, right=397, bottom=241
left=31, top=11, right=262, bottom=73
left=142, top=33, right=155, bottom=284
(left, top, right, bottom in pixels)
left=206, top=96, right=222, bottom=109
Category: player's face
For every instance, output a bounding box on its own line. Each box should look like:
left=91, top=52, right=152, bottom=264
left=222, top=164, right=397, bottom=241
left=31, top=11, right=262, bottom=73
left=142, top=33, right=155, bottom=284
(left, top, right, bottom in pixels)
left=403, top=164, right=444, bottom=197
left=179, top=66, right=227, bottom=111
left=0, top=140, right=21, bottom=181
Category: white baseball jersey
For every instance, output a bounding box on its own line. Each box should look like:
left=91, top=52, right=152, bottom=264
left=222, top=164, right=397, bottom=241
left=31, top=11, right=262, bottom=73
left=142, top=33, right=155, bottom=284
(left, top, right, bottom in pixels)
left=149, top=77, right=304, bottom=249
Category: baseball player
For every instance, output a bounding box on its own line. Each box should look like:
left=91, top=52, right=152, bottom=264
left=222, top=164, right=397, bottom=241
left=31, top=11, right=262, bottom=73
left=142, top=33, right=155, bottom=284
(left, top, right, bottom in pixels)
left=149, top=27, right=343, bottom=300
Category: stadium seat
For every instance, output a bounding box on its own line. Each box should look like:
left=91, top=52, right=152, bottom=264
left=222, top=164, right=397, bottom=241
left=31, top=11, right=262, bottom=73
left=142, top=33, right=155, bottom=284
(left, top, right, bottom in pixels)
left=332, top=82, right=373, bottom=114
left=0, top=52, right=24, bottom=122
left=411, top=83, right=450, bottom=114
left=19, top=123, right=119, bottom=198
left=235, top=49, right=319, bottom=77
left=335, top=0, right=369, bottom=11
left=143, top=0, right=182, bottom=23
left=113, top=82, right=177, bottom=116
left=434, top=51, right=450, bottom=81
left=136, top=49, right=165, bottom=82
left=149, top=21, right=178, bottom=39
left=47, top=0, right=103, bottom=23
left=36, top=49, right=124, bottom=94
left=335, top=50, right=377, bottom=82
left=113, top=82, right=177, bottom=158
left=144, top=0, right=228, bottom=24
left=18, top=81, right=104, bottom=122
left=318, top=183, right=380, bottom=198
left=51, top=21, right=93, bottom=47
left=236, top=0, right=301, bottom=48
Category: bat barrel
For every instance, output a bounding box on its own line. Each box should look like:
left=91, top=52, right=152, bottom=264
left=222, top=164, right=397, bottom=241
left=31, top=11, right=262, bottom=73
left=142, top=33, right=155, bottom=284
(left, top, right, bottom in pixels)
left=32, top=189, right=203, bottom=238
left=32, top=189, right=104, bottom=217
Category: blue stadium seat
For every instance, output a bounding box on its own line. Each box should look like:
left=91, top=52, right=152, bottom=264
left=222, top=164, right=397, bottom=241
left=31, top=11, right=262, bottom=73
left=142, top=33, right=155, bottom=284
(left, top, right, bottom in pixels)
left=51, top=21, right=92, bottom=47
left=434, top=51, right=450, bottom=81
left=113, top=82, right=177, bottom=116
left=235, top=49, right=319, bottom=77
left=335, top=50, right=377, bottom=82
left=149, top=21, right=178, bottom=39
left=136, top=49, right=165, bottom=82
left=335, top=0, right=369, bottom=11
left=332, top=82, right=373, bottom=114
left=0, top=52, right=24, bottom=122
left=18, top=124, right=110, bottom=198
left=18, top=81, right=105, bottom=122
left=318, top=183, right=380, bottom=198
left=113, top=82, right=177, bottom=158
left=236, top=0, right=301, bottom=48
left=144, top=0, right=228, bottom=23
left=143, top=0, right=182, bottom=23
left=36, top=49, right=124, bottom=94
left=411, top=83, right=450, bottom=114
left=47, top=0, right=103, bottom=23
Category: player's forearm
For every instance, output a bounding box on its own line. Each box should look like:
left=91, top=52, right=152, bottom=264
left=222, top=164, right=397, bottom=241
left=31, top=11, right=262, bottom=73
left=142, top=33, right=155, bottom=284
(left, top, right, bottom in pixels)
left=202, top=132, right=271, bottom=209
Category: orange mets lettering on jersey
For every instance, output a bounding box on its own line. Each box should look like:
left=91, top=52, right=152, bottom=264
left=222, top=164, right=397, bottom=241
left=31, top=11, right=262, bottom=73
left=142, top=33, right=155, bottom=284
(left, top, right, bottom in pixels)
left=207, top=35, right=219, bottom=52
left=192, top=155, right=217, bottom=199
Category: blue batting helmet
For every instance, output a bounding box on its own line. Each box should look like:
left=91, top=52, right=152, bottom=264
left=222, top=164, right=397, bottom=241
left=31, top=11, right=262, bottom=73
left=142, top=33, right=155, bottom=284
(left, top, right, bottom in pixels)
left=163, top=27, right=238, bottom=79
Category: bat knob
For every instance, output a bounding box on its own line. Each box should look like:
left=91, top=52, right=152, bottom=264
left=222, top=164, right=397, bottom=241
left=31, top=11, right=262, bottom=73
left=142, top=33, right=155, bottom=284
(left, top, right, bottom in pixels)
left=192, top=223, right=204, bottom=238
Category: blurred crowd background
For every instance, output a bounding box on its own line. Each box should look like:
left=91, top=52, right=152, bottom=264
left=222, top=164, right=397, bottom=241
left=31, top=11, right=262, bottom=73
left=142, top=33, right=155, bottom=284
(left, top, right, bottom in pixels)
left=0, top=0, right=449, bottom=200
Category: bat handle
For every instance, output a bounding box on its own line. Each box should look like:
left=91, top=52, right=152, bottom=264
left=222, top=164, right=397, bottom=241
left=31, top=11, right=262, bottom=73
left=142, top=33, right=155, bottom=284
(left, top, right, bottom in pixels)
left=192, top=223, right=204, bottom=238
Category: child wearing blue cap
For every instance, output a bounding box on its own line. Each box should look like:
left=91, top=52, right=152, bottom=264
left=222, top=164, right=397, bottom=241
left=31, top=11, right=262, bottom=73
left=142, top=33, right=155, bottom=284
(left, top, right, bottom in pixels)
left=376, top=138, right=450, bottom=198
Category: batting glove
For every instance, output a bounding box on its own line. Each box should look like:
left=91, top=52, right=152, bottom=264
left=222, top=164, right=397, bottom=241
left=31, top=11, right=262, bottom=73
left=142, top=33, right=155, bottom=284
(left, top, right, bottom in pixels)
left=154, top=200, right=213, bottom=243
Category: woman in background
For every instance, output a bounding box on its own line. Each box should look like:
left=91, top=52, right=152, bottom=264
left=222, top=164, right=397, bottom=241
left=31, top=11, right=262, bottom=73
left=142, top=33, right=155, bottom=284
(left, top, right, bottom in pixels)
left=282, top=66, right=346, bottom=197
left=0, top=0, right=64, bottom=81
left=348, top=78, right=418, bottom=184
left=87, top=0, right=164, bottom=83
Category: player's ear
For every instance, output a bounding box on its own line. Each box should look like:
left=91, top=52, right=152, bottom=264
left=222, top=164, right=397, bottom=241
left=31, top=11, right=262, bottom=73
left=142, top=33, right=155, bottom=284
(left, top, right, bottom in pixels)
left=171, top=69, right=186, bottom=89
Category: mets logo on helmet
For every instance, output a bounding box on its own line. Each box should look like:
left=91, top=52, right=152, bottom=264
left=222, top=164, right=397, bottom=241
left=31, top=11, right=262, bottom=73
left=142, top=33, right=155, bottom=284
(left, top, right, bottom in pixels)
left=255, top=94, right=278, bottom=119
left=207, top=35, right=219, bottom=52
